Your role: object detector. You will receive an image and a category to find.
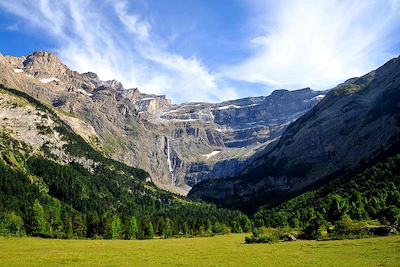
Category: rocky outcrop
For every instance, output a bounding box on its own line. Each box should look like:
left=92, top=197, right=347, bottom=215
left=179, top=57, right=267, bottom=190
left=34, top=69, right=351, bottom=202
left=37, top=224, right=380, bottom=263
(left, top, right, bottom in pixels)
left=189, top=56, right=400, bottom=211
left=0, top=51, right=326, bottom=195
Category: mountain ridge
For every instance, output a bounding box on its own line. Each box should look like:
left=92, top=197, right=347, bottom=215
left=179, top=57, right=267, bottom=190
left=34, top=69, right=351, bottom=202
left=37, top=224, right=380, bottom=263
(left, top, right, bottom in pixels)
left=0, top=51, right=327, bottom=194
left=189, top=55, right=400, bottom=212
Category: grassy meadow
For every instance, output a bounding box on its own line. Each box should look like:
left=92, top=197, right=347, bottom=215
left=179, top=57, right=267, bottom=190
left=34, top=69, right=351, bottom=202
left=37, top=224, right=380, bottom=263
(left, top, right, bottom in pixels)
left=0, top=234, right=399, bottom=266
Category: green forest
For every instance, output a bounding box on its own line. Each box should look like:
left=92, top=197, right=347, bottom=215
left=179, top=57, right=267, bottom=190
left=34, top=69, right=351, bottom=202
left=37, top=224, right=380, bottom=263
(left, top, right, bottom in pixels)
left=0, top=86, right=250, bottom=239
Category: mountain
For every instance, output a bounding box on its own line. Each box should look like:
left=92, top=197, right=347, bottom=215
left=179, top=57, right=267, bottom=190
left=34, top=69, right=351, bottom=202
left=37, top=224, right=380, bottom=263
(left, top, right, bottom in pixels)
left=189, top=56, right=400, bottom=213
left=0, top=85, right=245, bottom=238
left=0, top=51, right=326, bottom=195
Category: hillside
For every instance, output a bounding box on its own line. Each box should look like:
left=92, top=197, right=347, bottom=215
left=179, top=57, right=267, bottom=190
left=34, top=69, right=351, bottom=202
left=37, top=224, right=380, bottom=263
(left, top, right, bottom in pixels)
left=0, top=52, right=326, bottom=194
left=254, top=149, right=400, bottom=230
left=0, top=85, right=247, bottom=238
left=189, top=56, right=400, bottom=213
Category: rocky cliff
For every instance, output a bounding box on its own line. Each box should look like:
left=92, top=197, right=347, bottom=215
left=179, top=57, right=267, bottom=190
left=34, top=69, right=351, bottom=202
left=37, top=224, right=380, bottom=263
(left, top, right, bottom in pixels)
left=0, top=51, right=326, bottom=194
left=189, top=56, right=400, bottom=211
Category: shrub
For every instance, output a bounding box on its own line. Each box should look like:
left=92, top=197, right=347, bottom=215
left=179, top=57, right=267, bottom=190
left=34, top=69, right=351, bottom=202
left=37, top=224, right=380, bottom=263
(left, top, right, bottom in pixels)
left=0, top=212, right=25, bottom=237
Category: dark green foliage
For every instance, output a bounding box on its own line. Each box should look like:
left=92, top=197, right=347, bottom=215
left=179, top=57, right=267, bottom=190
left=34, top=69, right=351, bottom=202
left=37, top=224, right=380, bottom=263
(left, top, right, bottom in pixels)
left=0, top=212, right=25, bottom=237
left=329, top=215, right=369, bottom=239
left=240, top=215, right=253, bottom=232
left=301, top=213, right=326, bottom=240
left=254, top=153, right=400, bottom=239
left=109, top=216, right=122, bottom=239
left=28, top=200, right=47, bottom=237
left=125, top=216, right=139, bottom=240
left=245, top=235, right=278, bottom=244
left=232, top=221, right=243, bottom=233
left=212, top=222, right=231, bottom=235
left=162, top=218, right=173, bottom=239
left=143, top=221, right=154, bottom=239
left=327, top=194, right=350, bottom=222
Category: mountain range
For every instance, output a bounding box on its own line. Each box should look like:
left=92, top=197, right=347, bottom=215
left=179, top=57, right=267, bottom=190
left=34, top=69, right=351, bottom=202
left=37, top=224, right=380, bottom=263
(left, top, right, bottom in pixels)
left=0, top=51, right=399, bottom=234
left=0, top=51, right=327, bottom=195
left=190, top=55, right=400, bottom=212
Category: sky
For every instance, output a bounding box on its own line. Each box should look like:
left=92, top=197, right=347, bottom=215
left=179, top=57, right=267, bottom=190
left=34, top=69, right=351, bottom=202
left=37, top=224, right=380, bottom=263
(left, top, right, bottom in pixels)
left=0, top=0, right=400, bottom=104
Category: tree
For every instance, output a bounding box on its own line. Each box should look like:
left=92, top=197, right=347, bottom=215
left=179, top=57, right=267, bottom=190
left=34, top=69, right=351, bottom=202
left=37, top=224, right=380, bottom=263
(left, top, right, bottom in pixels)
left=73, top=213, right=86, bottom=238
left=0, top=212, right=25, bottom=237
left=232, top=221, right=243, bottom=233
left=381, top=205, right=400, bottom=226
left=327, top=194, right=350, bottom=222
left=205, top=220, right=212, bottom=234
left=349, top=191, right=368, bottom=220
left=302, top=213, right=326, bottom=240
left=332, top=215, right=359, bottom=236
left=29, top=200, right=46, bottom=236
left=87, top=212, right=100, bottom=238
left=109, top=215, right=122, bottom=239
left=240, top=215, right=253, bottom=232
left=386, top=191, right=400, bottom=207
left=143, top=222, right=154, bottom=239
left=126, top=216, right=139, bottom=240
left=65, top=217, right=74, bottom=239
left=45, top=198, right=62, bottom=237
left=162, top=218, right=173, bottom=239
left=182, top=222, right=190, bottom=236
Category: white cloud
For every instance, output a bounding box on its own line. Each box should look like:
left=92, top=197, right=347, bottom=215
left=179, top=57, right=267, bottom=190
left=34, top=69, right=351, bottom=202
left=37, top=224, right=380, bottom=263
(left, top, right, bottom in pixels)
left=0, top=0, right=399, bottom=102
left=223, top=0, right=400, bottom=90
left=0, top=0, right=224, bottom=103
left=113, top=1, right=151, bottom=41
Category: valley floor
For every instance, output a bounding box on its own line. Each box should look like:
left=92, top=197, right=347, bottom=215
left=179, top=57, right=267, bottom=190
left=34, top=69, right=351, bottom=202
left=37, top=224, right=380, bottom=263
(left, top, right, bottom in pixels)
left=0, top=234, right=399, bottom=266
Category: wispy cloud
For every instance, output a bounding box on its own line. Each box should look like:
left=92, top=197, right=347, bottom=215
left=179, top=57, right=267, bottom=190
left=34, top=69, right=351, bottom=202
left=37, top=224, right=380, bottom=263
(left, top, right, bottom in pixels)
left=0, top=0, right=227, bottom=103
left=0, top=0, right=399, bottom=102
left=223, top=0, right=400, bottom=90
left=113, top=1, right=151, bottom=41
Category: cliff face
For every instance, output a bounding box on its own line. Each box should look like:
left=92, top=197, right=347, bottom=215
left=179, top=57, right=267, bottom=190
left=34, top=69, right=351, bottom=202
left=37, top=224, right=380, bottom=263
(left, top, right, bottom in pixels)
left=155, top=87, right=326, bottom=189
left=0, top=51, right=326, bottom=194
left=189, top=56, right=400, bottom=211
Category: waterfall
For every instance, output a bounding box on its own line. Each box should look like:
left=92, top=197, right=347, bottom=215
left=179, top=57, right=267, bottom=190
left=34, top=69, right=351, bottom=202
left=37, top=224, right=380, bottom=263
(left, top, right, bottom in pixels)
left=165, top=137, right=174, bottom=185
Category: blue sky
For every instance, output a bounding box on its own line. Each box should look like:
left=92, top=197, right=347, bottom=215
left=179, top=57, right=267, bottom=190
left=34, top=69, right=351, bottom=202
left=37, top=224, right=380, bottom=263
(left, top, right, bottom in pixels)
left=1, top=0, right=400, bottom=103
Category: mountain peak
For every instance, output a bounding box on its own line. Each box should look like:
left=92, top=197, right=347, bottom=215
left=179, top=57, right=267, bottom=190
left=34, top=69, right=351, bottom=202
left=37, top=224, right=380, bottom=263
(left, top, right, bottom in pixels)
left=22, top=51, right=66, bottom=76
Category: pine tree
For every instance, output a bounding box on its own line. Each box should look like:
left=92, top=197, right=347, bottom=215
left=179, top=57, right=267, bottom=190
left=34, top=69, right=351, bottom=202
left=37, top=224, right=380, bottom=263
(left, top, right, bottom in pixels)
left=162, top=218, right=173, bottom=239
left=240, top=216, right=253, bottom=232
left=29, top=200, right=46, bottom=236
left=126, top=216, right=139, bottom=240
left=144, top=222, right=154, bottom=239
left=182, top=222, right=190, bottom=236
left=232, top=221, right=243, bottom=233
left=109, top=216, right=122, bottom=239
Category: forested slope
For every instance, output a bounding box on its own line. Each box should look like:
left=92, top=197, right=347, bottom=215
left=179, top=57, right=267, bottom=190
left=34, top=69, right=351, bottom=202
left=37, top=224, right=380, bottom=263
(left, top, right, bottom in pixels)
left=0, top=85, right=249, bottom=239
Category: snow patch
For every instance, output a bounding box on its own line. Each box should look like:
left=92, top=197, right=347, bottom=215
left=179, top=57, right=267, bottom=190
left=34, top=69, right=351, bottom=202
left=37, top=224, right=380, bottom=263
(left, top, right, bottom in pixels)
left=202, top=151, right=221, bottom=159
left=77, top=89, right=93, bottom=97
left=40, top=77, right=60, bottom=84
left=13, top=68, right=23, bottom=73
left=312, top=95, right=325, bottom=101
left=217, top=105, right=241, bottom=110
left=140, top=97, right=154, bottom=101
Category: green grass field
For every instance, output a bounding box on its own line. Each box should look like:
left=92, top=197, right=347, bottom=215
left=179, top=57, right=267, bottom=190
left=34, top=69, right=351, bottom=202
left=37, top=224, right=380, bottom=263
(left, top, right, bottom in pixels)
left=0, top=234, right=399, bottom=266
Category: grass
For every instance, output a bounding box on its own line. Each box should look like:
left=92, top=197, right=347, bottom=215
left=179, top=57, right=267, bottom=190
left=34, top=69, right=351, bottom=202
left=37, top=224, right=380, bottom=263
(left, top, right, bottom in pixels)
left=0, top=234, right=399, bottom=266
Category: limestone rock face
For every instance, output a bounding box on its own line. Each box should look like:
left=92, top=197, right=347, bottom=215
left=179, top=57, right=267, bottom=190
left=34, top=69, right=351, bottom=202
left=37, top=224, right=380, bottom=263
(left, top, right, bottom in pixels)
left=0, top=51, right=326, bottom=195
left=189, top=56, right=400, bottom=211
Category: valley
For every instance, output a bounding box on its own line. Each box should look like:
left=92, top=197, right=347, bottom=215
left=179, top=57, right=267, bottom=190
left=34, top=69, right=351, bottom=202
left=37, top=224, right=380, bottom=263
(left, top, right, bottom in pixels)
left=0, top=52, right=399, bottom=243
left=0, top=2, right=399, bottom=266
